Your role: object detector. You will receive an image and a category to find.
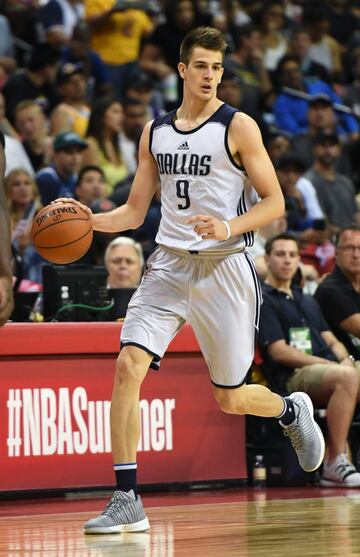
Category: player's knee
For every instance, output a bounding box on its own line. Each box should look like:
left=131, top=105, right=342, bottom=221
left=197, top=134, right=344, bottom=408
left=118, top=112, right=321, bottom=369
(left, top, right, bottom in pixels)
left=214, top=389, right=247, bottom=415
left=115, top=350, right=147, bottom=388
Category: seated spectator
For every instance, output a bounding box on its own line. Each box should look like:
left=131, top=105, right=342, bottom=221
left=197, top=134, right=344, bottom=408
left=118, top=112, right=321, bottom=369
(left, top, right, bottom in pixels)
left=289, top=27, right=330, bottom=83
left=291, top=94, right=353, bottom=175
left=258, top=233, right=360, bottom=487
left=15, top=100, right=52, bottom=172
left=104, top=236, right=144, bottom=289
left=315, top=225, right=360, bottom=361
left=124, top=72, right=163, bottom=120
left=264, top=128, right=291, bottom=165
left=0, top=14, right=16, bottom=87
left=36, top=131, right=87, bottom=205
left=273, top=55, right=358, bottom=137
left=36, top=0, right=84, bottom=47
left=50, top=63, right=90, bottom=138
left=0, top=91, right=20, bottom=139
left=5, top=169, right=45, bottom=286
left=139, top=0, right=208, bottom=108
left=343, top=48, right=360, bottom=120
left=275, top=152, right=324, bottom=230
left=302, top=3, right=343, bottom=79
left=82, top=97, right=129, bottom=194
left=75, top=165, right=106, bottom=206
left=120, top=98, right=150, bottom=176
left=2, top=43, right=59, bottom=125
left=60, top=21, right=112, bottom=100
left=222, top=23, right=273, bottom=120
left=304, top=132, right=359, bottom=234
left=258, top=1, right=289, bottom=73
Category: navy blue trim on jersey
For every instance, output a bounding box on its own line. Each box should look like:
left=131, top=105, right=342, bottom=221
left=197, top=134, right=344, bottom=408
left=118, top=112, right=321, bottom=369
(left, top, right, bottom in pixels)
left=152, top=110, right=177, bottom=130
left=170, top=103, right=228, bottom=135
left=237, top=191, right=255, bottom=247
left=244, top=251, right=263, bottom=331
left=121, top=342, right=161, bottom=370
left=222, top=105, right=246, bottom=171
left=211, top=376, right=247, bottom=389
left=149, top=119, right=156, bottom=159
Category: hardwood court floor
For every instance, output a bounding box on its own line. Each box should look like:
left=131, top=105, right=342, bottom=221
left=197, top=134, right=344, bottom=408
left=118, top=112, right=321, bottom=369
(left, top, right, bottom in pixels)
left=1, top=488, right=360, bottom=556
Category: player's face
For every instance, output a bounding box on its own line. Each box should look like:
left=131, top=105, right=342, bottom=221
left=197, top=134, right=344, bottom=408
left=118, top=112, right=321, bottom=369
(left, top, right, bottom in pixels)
left=336, top=230, right=360, bottom=275
left=179, top=47, right=223, bottom=100
left=107, top=245, right=142, bottom=288
left=266, top=239, right=300, bottom=282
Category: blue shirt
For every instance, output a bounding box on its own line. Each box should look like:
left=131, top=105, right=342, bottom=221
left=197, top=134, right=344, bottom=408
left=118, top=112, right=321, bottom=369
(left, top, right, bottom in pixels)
left=36, top=166, right=77, bottom=206
left=274, top=79, right=359, bottom=136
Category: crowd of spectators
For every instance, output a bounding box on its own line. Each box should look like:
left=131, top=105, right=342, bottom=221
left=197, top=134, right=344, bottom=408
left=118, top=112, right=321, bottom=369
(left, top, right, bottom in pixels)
left=0, top=1, right=358, bottom=288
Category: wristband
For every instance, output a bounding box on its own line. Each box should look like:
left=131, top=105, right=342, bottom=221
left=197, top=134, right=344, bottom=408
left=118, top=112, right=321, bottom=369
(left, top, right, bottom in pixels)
left=222, top=220, right=231, bottom=241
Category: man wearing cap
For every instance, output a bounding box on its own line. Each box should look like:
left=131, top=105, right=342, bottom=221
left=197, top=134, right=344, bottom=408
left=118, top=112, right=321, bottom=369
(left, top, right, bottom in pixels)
left=50, top=63, right=90, bottom=138
left=273, top=55, right=359, bottom=137
left=305, top=132, right=359, bottom=232
left=35, top=131, right=87, bottom=206
left=292, top=94, right=354, bottom=174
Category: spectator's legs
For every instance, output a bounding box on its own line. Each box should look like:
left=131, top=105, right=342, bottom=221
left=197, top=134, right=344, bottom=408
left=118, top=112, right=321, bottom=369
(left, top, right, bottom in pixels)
left=297, top=364, right=360, bottom=463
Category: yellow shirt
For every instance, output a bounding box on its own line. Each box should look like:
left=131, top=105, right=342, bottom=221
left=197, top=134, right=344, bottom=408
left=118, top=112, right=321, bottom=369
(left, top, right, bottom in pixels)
left=91, top=137, right=129, bottom=193
left=85, top=1, right=153, bottom=65
left=56, top=103, right=90, bottom=138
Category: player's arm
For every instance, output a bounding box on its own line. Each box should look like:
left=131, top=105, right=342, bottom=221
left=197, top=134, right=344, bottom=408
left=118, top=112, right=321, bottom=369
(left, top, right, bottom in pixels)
left=227, top=113, right=285, bottom=236
left=187, top=113, right=284, bottom=241
left=54, top=122, right=159, bottom=233
left=0, top=134, right=14, bottom=325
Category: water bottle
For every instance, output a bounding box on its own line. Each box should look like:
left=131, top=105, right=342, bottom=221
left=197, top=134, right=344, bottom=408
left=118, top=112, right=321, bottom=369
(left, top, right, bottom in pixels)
left=253, top=455, right=267, bottom=488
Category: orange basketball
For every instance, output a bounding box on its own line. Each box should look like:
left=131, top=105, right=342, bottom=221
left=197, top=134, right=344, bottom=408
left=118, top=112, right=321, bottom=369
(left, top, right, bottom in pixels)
left=31, top=202, right=93, bottom=264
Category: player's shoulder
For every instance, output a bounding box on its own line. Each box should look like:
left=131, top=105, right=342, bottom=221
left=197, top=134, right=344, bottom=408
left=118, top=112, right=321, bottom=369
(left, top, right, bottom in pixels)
left=230, top=110, right=259, bottom=130
left=229, top=110, right=262, bottom=143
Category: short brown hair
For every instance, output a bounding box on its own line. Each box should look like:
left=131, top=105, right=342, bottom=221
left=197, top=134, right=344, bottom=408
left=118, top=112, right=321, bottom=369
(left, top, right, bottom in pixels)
left=179, top=26, right=227, bottom=66
left=265, top=233, right=300, bottom=255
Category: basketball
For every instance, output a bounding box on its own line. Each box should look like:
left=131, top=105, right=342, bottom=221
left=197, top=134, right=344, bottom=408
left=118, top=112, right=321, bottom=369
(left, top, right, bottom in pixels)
left=31, top=202, right=93, bottom=264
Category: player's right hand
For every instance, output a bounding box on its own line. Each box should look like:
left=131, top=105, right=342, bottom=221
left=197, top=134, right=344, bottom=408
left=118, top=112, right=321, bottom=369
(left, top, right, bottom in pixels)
left=52, top=198, right=94, bottom=221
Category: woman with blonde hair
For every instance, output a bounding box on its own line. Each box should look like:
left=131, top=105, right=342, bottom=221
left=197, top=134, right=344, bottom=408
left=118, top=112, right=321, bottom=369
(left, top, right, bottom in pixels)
left=5, top=169, right=44, bottom=287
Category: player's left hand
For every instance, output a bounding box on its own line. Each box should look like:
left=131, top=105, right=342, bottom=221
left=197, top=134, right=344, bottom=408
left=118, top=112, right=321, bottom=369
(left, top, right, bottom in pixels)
left=186, top=215, right=230, bottom=240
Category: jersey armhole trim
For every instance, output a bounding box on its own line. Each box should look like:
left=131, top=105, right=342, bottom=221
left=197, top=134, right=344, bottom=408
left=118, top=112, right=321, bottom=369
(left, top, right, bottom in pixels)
left=225, top=112, right=245, bottom=171
left=149, top=120, right=156, bottom=160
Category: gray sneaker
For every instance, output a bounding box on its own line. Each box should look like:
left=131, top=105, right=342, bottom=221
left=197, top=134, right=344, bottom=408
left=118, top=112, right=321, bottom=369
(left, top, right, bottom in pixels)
left=84, top=490, right=150, bottom=534
left=280, top=392, right=325, bottom=472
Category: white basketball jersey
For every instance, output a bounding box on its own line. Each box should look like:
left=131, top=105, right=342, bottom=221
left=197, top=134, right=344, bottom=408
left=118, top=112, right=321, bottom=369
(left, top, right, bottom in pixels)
left=150, top=103, right=259, bottom=252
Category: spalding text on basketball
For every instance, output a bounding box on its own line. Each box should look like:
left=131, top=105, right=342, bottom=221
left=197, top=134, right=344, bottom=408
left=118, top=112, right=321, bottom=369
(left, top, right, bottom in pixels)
left=36, top=205, right=78, bottom=226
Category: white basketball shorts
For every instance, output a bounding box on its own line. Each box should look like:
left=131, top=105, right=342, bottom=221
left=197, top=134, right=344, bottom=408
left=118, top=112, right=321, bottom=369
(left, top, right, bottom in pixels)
left=121, top=246, right=262, bottom=388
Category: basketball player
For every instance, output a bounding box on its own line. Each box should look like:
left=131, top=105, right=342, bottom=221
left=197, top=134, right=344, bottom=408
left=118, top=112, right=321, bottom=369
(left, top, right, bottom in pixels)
left=0, top=131, right=14, bottom=326
left=56, top=27, right=325, bottom=534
